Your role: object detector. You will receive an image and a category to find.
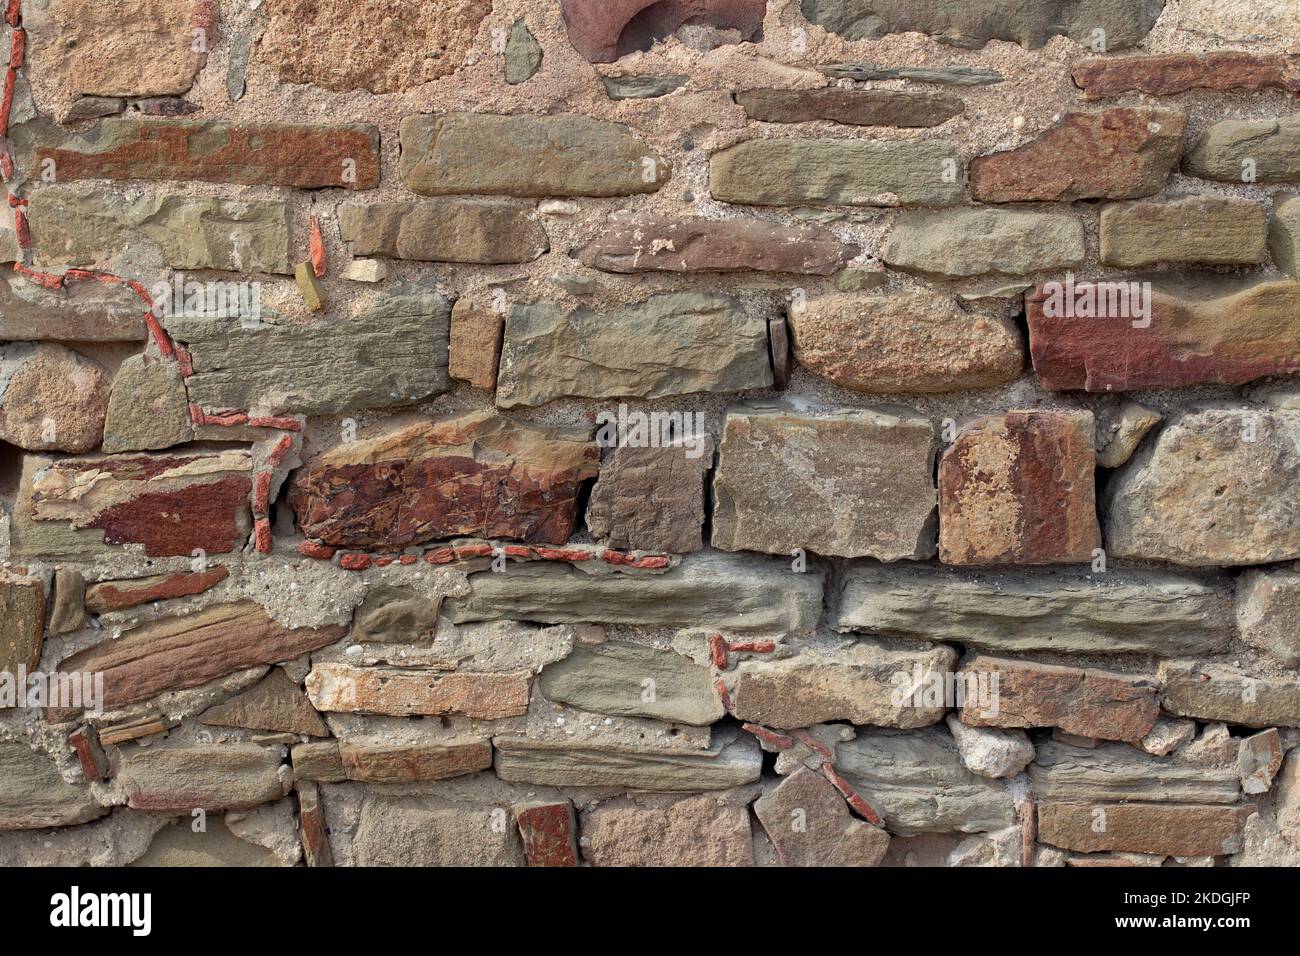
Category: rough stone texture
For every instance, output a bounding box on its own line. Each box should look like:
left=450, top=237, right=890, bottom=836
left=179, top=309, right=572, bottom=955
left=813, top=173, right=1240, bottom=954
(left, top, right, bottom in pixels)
left=736, top=89, right=963, bottom=127
left=755, top=768, right=891, bottom=867
left=448, top=298, right=504, bottom=390
left=938, top=410, right=1101, bottom=566
left=1097, top=402, right=1162, bottom=469
left=582, top=795, right=754, bottom=866
left=1237, top=569, right=1300, bottom=667
left=116, top=744, right=289, bottom=812
left=710, top=138, right=963, bottom=207
left=496, top=292, right=771, bottom=408
left=0, top=344, right=110, bottom=454
left=306, top=663, right=530, bottom=719
left=84, top=567, right=229, bottom=614
left=586, top=437, right=712, bottom=554
left=1074, top=53, right=1300, bottom=98
left=199, top=668, right=329, bottom=737
left=338, top=739, right=493, bottom=783
left=539, top=641, right=722, bottom=725
left=1159, top=661, right=1300, bottom=729
left=0, top=742, right=104, bottom=830
left=0, top=575, right=45, bottom=682
left=1099, top=196, right=1268, bottom=267
left=0, top=275, right=146, bottom=342
left=338, top=201, right=549, bottom=265
left=970, top=109, right=1185, bottom=202
left=1104, top=407, right=1300, bottom=566
left=100, top=355, right=193, bottom=454
left=400, top=114, right=669, bottom=198
left=47, top=568, right=85, bottom=636
left=1030, top=739, right=1240, bottom=804
left=1140, top=716, right=1198, bottom=758
left=352, top=796, right=525, bottom=867
left=883, top=208, right=1085, bottom=277
left=1239, top=730, right=1284, bottom=795
left=711, top=402, right=936, bottom=560
left=505, top=19, right=544, bottom=85
left=288, top=411, right=598, bottom=550
left=945, top=716, right=1034, bottom=779
left=514, top=802, right=578, bottom=867
left=1184, top=116, right=1300, bottom=185
left=789, top=292, right=1023, bottom=393
left=350, top=586, right=438, bottom=645
left=560, top=0, right=766, bottom=62
left=1271, top=195, right=1300, bottom=276
left=1038, top=802, right=1252, bottom=857
left=959, top=655, right=1160, bottom=742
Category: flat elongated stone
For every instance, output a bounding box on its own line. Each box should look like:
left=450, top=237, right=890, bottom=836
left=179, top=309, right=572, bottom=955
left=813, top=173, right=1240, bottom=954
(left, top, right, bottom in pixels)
left=884, top=208, right=1085, bottom=277
left=1237, top=569, right=1300, bottom=667
left=736, top=88, right=963, bottom=127
left=117, top=745, right=288, bottom=812
left=0, top=576, right=45, bottom=682
left=790, top=292, right=1023, bottom=393
left=1073, top=53, right=1300, bottom=99
left=1038, top=802, right=1251, bottom=857
left=819, top=62, right=1003, bottom=85
left=831, top=564, right=1234, bottom=656
left=586, top=438, right=712, bottom=553
left=338, top=739, right=492, bottom=783
left=582, top=795, right=755, bottom=867
left=578, top=216, right=857, bottom=275
left=288, top=411, right=597, bottom=550
left=496, top=292, right=771, bottom=408
left=166, top=285, right=451, bottom=416
left=51, top=602, right=346, bottom=719
left=1159, top=662, right=1300, bottom=729
left=400, top=113, right=669, bottom=198
left=199, top=668, right=329, bottom=737
left=1272, top=195, right=1300, bottom=277
left=305, top=663, right=530, bottom=719
left=1030, top=739, right=1240, bottom=804
left=539, top=641, right=723, bottom=725
left=602, top=74, right=688, bottom=99
left=560, top=0, right=766, bottom=62
left=444, top=551, right=825, bottom=633
left=84, top=567, right=229, bottom=613
left=28, top=189, right=291, bottom=273
left=100, top=355, right=193, bottom=454
left=801, top=0, right=1165, bottom=50
left=0, top=344, right=110, bottom=453
left=711, top=402, right=936, bottom=560
left=1103, top=407, right=1300, bottom=566
left=1184, top=116, right=1300, bottom=185
left=0, top=275, right=145, bottom=342
left=0, top=743, right=104, bottom=830
left=1099, top=196, right=1267, bottom=267
left=755, top=768, right=890, bottom=866
left=971, top=109, right=1185, bottom=202
left=710, top=138, right=963, bottom=206
left=338, top=200, right=548, bottom=265
left=36, top=119, right=380, bottom=189
left=353, top=796, right=525, bottom=866
left=958, top=655, right=1159, bottom=742
left=939, top=410, right=1101, bottom=566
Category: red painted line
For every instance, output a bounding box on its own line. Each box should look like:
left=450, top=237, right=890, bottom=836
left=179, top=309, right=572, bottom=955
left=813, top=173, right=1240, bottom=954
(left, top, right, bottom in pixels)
left=822, top=764, right=884, bottom=827
left=6, top=0, right=21, bottom=28
left=714, top=677, right=733, bottom=713
left=8, top=26, right=23, bottom=68
left=339, top=553, right=372, bottom=571
left=12, top=205, right=27, bottom=247
left=298, top=541, right=335, bottom=561
left=248, top=415, right=302, bottom=431
left=741, top=722, right=794, bottom=750
left=709, top=633, right=728, bottom=669
left=309, top=214, right=326, bottom=278
left=253, top=517, right=272, bottom=554
left=13, top=263, right=62, bottom=288
left=728, top=639, right=776, bottom=654
left=265, top=434, right=295, bottom=468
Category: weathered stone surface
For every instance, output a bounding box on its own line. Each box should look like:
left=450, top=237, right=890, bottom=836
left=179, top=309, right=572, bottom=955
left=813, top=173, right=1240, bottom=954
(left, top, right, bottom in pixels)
left=755, top=768, right=890, bottom=866
left=711, top=138, right=963, bottom=206
left=295, top=263, right=324, bottom=312
left=971, top=109, right=1185, bottom=202
left=539, top=641, right=722, bottom=726
left=400, top=114, right=669, bottom=198
left=130, top=817, right=286, bottom=867
left=84, top=567, right=228, bottom=614
left=338, top=739, right=492, bottom=783
left=117, top=744, right=288, bottom=812
left=289, top=411, right=597, bottom=549
left=504, top=18, right=543, bottom=85
left=338, top=201, right=548, bottom=265
left=199, top=668, right=328, bottom=737
left=789, top=292, right=1023, bottom=393
left=51, top=603, right=345, bottom=719
left=579, top=216, right=857, bottom=275
left=0, top=743, right=104, bottom=830
left=1097, top=401, right=1162, bottom=469
left=353, top=795, right=525, bottom=867
left=36, top=119, right=381, bottom=190
left=818, top=62, right=1004, bottom=86
left=602, top=74, right=688, bottom=99
left=1038, top=802, right=1251, bottom=857
left=737, top=88, right=963, bottom=127
left=0, top=576, right=45, bottom=682
left=939, top=410, right=1100, bottom=566
left=801, top=0, right=1165, bottom=50
left=47, top=569, right=85, bottom=636
left=1029, top=278, right=1300, bottom=392
left=1272, top=195, right=1300, bottom=276
left=28, top=189, right=291, bottom=273
left=1031, top=739, right=1240, bottom=804
left=730, top=639, right=957, bottom=729
left=946, top=716, right=1033, bottom=779
left=514, top=802, right=578, bottom=867
left=0, top=274, right=146, bottom=342
left=586, top=438, right=712, bottom=554
left=305, top=663, right=530, bottom=719
left=0, top=344, right=110, bottom=453
left=1159, top=661, right=1300, bottom=729
left=1239, top=730, right=1284, bottom=795
left=448, top=298, right=504, bottom=391
left=496, top=292, right=771, bottom=408
left=832, top=564, right=1233, bottom=656
left=292, top=742, right=345, bottom=784
left=711, top=402, right=936, bottom=560
left=166, top=285, right=451, bottom=416
left=1140, top=716, right=1197, bottom=757
left=100, top=356, right=192, bottom=454
left=884, top=207, right=1085, bottom=277
left=959, top=655, right=1159, bottom=742
left=836, top=729, right=1018, bottom=835
left=444, top=551, right=826, bottom=633
left=1184, top=116, right=1300, bottom=185
left=561, top=0, right=766, bottom=62
left=581, top=794, right=754, bottom=866
left=1104, top=407, right=1300, bottom=566
left=1237, top=569, right=1300, bottom=667
left=350, top=586, right=438, bottom=645
left=494, top=730, right=762, bottom=791
left=1073, top=53, right=1300, bottom=99
left=1099, top=196, right=1267, bottom=267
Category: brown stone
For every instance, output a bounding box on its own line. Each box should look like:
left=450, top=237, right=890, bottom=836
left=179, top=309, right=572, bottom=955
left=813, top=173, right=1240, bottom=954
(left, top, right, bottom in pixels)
left=581, top=795, right=754, bottom=866
left=288, top=411, right=598, bottom=550
left=305, top=663, right=531, bottom=719
left=297, top=782, right=333, bottom=867
left=514, top=802, right=579, bottom=867
left=0, top=344, right=111, bottom=453
left=1073, top=53, right=1300, bottom=99
left=959, top=655, right=1160, bottom=743
left=586, top=437, right=713, bottom=554
left=338, top=200, right=549, bottom=264
left=0, top=576, right=45, bottom=683
left=737, top=88, right=963, bottom=127
left=292, top=741, right=345, bottom=784
left=199, top=668, right=329, bottom=737
left=578, top=215, right=858, bottom=275
left=47, top=569, right=86, bottom=636
left=1240, top=729, right=1284, bottom=795
left=448, top=298, right=504, bottom=390
left=1099, top=196, right=1268, bottom=267
left=0, top=742, right=105, bottom=830
left=84, top=567, right=230, bottom=614
left=754, top=768, right=890, bottom=866
left=35, top=119, right=381, bottom=190
left=1038, top=802, right=1252, bottom=857
left=770, top=317, right=792, bottom=389
left=938, top=410, right=1101, bottom=566
left=116, top=744, right=289, bottom=812
left=337, top=739, right=492, bottom=784
left=970, top=108, right=1185, bottom=202
left=50, top=602, right=346, bottom=720
left=560, top=0, right=766, bottom=62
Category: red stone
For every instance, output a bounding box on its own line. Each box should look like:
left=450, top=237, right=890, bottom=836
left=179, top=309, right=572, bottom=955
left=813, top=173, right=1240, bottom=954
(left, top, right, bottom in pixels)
left=252, top=471, right=273, bottom=513
left=515, top=801, right=579, bottom=867
left=559, top=0, right=766, bottom=63
left=1073, top=53, right=1300, bottom=99
left=297, top=782, right=333, bottom=867
left=84, top=566, right=230, bottom=613
left=728, top=640, right=776, bottom=654
left=822, top=764, right=884, bottom=827
left=253, top=517, right=272, bottom=553
left=710, top=633, right=728, bottom=669
left=741, top=723, right=794, bottom=749
left=532, top=546, right=593, bottom=562
left=69, top=726, right=108, bottom=781
left=299, top=541, right=335, bottom=560
left=339, top=553, right=371, bottom=571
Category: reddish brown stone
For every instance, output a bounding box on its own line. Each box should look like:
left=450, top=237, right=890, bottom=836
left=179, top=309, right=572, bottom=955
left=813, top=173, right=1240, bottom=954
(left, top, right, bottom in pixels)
left=68, top=726, right=108, bottom=781
left=297, top=781, right=333, bottom=867
left=305, top=663, right=530, bottom=719
left=337, top=739, right=492, bottom=783
left=288, top=411, right=598, bottom=550
left=938, top=410, right=1100, bottom=566
left=970, top=108, right=1185, bottom=202
left=35, top=119, right=380, bottom=190
left=560, top=0, right=766, bottom=63
left=514, top=801, right=580, bottom=867
left=83, top=566, right=229, bottom=613
left=959, top=655, right=1160, bottom=743
left=1073, top=53, right=1300, bottom=99
left=737, top=88, right=964, bottom=127
left=1038, top=802, right=1253, bottom=857
left=449, top=298, right=503, bottom=390
left=199, top=667, right=329, bottom=737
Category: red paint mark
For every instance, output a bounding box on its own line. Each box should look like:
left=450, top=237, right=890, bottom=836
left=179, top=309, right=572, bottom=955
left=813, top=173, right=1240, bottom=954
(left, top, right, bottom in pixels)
left=339, top=553, right=372, bottom=571
left=298, top=541, right=336, bottom=561
left=741, top=722, right=793, bottom=750
left=13, top=205, right=27, bottom=247
left=202, top=410, right=249, bottom=427
left=69, top=727, right=107, bottom=782
left=5, top=0, right=20, bottom=27
left=8, top=26, right=23, bottom=68
left=375, top=557, right=395, bottom=568
left=728, top=639, right=776, bottom=654
left=399, top=554, right=418, bottom=565
left=629, top=555, right=669, bottom=569
left=252, top=471, right=273, bottom=514
left=822, top=764, right=883, bottom=827
left=424, top=547, right=456, bottom=564
left=0, top=68, right=16, bottom=137
left=309, top=214, right=326, bottom=277
left=714, top=677, right=732, bottom=712
left=249, top=415, right=301, bottom=431
left=454, top=542, right=495, bottom=559
left=253, top=517, right=272, bottom=554
left=791, top=728, right=834, bottom=764
left=0, top=152, right=13, bottom=179
left=174, top=346, right=194, bottom=377
left=532, top=546, right=592, bottom=561
left=189, top=404, right=208, bottom=426
left=503, top=544, right=532, bottom=559
left=265, top=434, right=295, bottom=469
left=143, top=312, right=175, bottom=359
left=710, top=633, right=728, bottom=669
left=13, top=263, right=63, bottom=289
left=6, top=191, right=23, bottom=207
left=515, top=803, right=579, bottom=867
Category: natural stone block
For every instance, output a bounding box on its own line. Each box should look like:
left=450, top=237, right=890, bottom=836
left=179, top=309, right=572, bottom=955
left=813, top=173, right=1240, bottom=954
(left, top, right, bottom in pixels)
left=84, top=567, right=229, bottom=613
left=0, top=274, right=145, bottom=342
left=755, top=768, right=890, bottom=866
left=560, top=0, right=766, bottom=62
left=338, top=200, right=548, bottom=265
left=1159, top=662, right=1300, bottom=729
left=736, top=88, right=963, bottom=127
left=818, top=62, right=1004, bottom=85
left=448, top=298, right=504, bottom=391
left=1237, top=569, right=1300, bottom=667
left=601, top=74, right=689, bottom=98
left=305, top=663, right=530, bottom=719
left=586, top=437, right=712, bottom=553
left=1097, top=401, right=1162, bottom=469
left=946, top=717, right=1033, bottom=779
left=349, top=586, right=438, bottom=645
left=117, top=744, right=289, bottom=812
left=582, top=794, right=755, bottom=866
left=47, top=569, right=85, bottom=636
left=514, top=802, right=578, bottom=867
left=292, top=742, right=345, bottom=784
left=884, top=207, right=1085, bottom=277
left=1030, top=739, right=1240, bottom=804
left=1073, top=52, right=1300, bottom=99
left=1038, top=802, right=1251, bottom=857
left=1271, top=194, right=1300, bottom=276
left=294, top=263, right=325, bottom=312
left=1184, top=116, right=1300, bottom=185
left=0, top=575, right=45, bottom=682
left=1099, top=196, right=1267, bottom=267
left=101, top=355, right=192, bottom=454
left=352, top=795, right=525, bottom=866
left=337, top=739, right=492, bottom=783
left=199, top=668, right=329, bottom=737
left=0, top=344, right=110, bottom=453
left=0, top=742, right=104, bottom=830
left=1239, top=730, right=1284, bottom=795
left=505, top=18, right=543, bottom=85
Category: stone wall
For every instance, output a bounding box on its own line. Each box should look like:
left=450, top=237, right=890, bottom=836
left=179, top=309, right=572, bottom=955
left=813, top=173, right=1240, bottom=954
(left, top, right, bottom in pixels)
left=1, top=0, right=1298, bottom=867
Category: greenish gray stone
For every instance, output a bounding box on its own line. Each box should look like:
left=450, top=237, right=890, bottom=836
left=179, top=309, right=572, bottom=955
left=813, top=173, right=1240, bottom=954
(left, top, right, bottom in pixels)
left=101, top=355, right=193, bottom=453
left=539, top=641, right=723, bottom=726
left=495, top=292, right=771, bottom=408
left=27, top=188, right=291, bottom=274
left=504, top=18, right=542, bottom=85
left=338, top=200, right=548, bottom=264
left=1270, top=194, right=1300, bottom=276
left=601, top=74, right=688, bottom=99
left=801, top=0, right=1165, bottom=50
left=710, top=138, right=963, bottom=206
left=1159, top=661, right=1300, bottom=729
left=1100, top=195, right=1268, bottom=267
left=883, top=207, right=1085, bottom=277
left=1030, top=739, right=1240, bottom=804
left=819, top=62, right=1003, bottom=85
left=835, top=268, right=889, bottom=292
left=399, top=113, right=670, bottom=198
left=351, top=586, right=438, bottom=645
left=0, top=742, right=105, bottom=831
left=295, top=262, right=324, bottom=312
left=546, top=273, right=596, bottom=295
left=1184, top=116, right=1300, bottom=185
left=0, top=273, right=145, bottom=341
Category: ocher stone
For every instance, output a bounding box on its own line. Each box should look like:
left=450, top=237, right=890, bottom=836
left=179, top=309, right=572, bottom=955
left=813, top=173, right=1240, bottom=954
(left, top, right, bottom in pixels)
left=1159, top=661, right=1300, bottom=729
left=47, top=569, right=85, bottom=636
left=0, top=576, right=45, bottom=681
left=1100, top=196, right=1267, bottom=266
left=1097, top=401, right=1162, bottom=469
left=1038, top=802, right=1252, bottom=857
left=101, top=355, right=192, bottom=454
left=755, top=769, right=890, bottom=866
left=0, top=344, right=110, bottom=453
left=1184, top=116, right=1300, bottom=185
left=582, top=795, right=754, bottom=867
left=1236, top=569, right=1300, bottom=667
left=199, top=668, right=329, bottom=737
left=884, top=208, right=1085, bottom=277
left=338, top=200, right=549, bottom=264
left=305, top=663, right=530, bottom=720
left=448, top=298, right=504, bottom=390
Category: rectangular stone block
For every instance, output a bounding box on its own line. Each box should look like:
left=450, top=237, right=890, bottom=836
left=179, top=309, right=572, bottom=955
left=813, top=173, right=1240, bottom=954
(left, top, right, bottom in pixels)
left=0, top=575, right=45, bottom=682
left=1159, top=662, right=1300, bottom=729
left=338, top=200, right=548, bottom=264
left=337, top=739, right=492, bottom=783
left=1038, top=802, right=1252, bottom=857
left=0, top=274, right=146, bottom=342
left=1099, top=196, right=1268, bottom=267
left=306, top=663, right=530, bottom=719
left=586, top=436, right=713, bottom=554
left=116, top=744, right=289, bottom=812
